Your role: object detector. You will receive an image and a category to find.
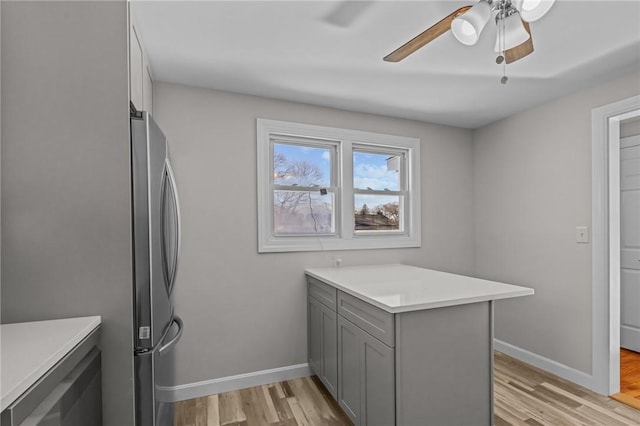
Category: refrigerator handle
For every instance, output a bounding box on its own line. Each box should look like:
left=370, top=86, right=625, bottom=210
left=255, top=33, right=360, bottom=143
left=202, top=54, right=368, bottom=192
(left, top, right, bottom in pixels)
left=165, top=159, right=181, bottom=296
left=160, top=165, right=172, bottom=296
left=159, top=315, right=183, bottom=356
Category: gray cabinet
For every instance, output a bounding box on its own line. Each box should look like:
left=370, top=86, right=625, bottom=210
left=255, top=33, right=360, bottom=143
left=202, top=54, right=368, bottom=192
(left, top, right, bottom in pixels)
left=1, top=328, right=102, bottom=426
left=307, top=295, right=338, bottom=397
left=337, top=316, right=394, bottom=426
left=307, top=274, right=494, bottom=426
left=308, top=277, right=395, bottom=426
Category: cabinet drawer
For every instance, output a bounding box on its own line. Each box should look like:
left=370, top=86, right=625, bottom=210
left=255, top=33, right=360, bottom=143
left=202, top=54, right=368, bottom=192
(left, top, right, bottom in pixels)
left=307, top=276, right=337, bottom=310
left=338, top=291, right=394, bottom=347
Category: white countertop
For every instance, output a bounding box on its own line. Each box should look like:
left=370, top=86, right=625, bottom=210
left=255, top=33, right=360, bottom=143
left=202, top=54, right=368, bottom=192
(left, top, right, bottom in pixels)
left=305, top=264, right=534, bottom=313
left=0, top=316, right=101, bottom=410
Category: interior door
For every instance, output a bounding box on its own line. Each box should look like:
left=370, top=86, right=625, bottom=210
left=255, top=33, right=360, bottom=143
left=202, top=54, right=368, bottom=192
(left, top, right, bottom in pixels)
left=620, top=135, right=640, bottom=352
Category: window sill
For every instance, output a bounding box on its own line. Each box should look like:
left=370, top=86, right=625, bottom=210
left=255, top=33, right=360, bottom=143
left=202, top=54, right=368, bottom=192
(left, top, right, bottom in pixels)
left=258, top=234, right=421, bottom=253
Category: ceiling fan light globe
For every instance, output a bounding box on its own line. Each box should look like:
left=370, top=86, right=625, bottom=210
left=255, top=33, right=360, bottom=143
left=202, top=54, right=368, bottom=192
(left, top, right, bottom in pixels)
left=494, top=12, right=531, bottom=52
left=451, top=0, right=491, bottom=46
left=512, top=0, right=556, bottom=22
left=452, top=19, right=478, bottom=45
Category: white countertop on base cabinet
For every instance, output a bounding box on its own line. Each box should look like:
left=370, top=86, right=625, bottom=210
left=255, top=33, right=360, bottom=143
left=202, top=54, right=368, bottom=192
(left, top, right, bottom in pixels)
left=305, top=264, right=534, bottom=313
left=0, top=316, right=101, bottom=410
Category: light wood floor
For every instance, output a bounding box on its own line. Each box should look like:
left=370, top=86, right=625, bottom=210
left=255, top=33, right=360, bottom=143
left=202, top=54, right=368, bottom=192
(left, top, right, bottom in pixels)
left=174, top=375, right=351, bottom=426
left=494, top=352, right=639, bottom=425
left=175, top=352, right=640, bottom=426
left=611, top=348, right=640, bottom=410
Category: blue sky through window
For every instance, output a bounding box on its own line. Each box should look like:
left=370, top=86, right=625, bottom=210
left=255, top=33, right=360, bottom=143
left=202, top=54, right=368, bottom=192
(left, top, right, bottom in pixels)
left=353, top=151, right=400, bottom=209
left=273, top=143, right=401, bottom=211
left=273, top=143, right=331, bottom=187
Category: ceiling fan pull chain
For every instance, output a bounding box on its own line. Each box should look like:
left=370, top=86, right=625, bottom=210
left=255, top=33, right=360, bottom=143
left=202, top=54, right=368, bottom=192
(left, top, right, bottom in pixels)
left=499, top=14, right=508, bottom=84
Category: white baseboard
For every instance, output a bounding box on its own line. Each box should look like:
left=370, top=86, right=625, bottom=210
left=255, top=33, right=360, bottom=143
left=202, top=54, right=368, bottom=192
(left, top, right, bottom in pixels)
left=162, top=363, right=313, bottom=402
left=494, top=339, right=595, bottom=391
left=163, top=342, right=598, bottom=403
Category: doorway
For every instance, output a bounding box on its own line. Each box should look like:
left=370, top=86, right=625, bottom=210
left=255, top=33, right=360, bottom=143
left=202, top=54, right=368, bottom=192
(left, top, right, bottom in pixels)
left=591, top=95, right=640, bottom=398
left=611, top=122, right=640, bottom=409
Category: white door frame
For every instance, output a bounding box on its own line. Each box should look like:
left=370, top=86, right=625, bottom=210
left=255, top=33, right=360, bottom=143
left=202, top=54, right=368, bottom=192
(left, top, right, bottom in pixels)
left=592, top=95, right=640, bottom=395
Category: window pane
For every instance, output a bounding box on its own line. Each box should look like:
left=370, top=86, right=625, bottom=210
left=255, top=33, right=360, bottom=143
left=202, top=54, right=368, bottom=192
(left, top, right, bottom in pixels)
left=354, top=195, right=401, bottom=231
left=353, top=151, right=401, bottom=191
left=274, top=143, right=331, bottom=187
left=274, top=190, right=335, bottom=234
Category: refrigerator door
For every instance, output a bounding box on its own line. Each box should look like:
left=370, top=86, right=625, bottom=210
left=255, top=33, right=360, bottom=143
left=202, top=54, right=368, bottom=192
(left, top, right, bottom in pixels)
left=135, top=316, right=183, bottom=426
left=131, top=112, right=174, bottom=350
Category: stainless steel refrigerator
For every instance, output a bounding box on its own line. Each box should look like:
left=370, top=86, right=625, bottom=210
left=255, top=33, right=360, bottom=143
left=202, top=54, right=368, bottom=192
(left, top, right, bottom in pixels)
left=131, top=108, right=183, bottom=426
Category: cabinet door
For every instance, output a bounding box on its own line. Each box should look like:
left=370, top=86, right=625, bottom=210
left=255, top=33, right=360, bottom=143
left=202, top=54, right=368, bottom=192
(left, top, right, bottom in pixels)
left=320, top=303, right=337, bottom=397
left=338, top=315, right=362, bottom=425
left=339, top=315, right=395, bottom=426
left=362, top=332, right=395, bottom=426
left=308, top=296, right=338, bottom=398
left=308, top=296, right=322, bottom=376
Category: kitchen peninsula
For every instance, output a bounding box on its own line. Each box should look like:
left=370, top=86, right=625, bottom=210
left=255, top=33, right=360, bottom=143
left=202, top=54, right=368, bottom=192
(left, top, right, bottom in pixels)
left=305, top=264, right=534, bottom=426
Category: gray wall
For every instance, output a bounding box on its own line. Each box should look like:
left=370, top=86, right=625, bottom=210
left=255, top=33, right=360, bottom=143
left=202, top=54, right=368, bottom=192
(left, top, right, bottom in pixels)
left=473, top=71, right=640, bottom=374
left=153, top=82, right=475, bottom=385
left=1, top=2, right=134, bottom=425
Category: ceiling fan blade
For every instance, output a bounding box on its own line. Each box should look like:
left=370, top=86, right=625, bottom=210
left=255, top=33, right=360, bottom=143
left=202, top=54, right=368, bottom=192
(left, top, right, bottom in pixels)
left=505, top=21, right=534, bottom=64
left=384, top=5, right=472, bottom=62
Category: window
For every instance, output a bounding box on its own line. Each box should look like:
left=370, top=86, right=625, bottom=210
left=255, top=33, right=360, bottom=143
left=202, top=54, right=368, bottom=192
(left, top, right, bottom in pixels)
left=353, top=147, right=406, bottom=234
left=272, top=140, right=337, bottom=235
left=257, top=119, right=420, bottom=252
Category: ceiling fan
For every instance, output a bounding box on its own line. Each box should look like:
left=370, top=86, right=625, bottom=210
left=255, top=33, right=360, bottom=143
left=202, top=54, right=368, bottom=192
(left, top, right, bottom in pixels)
left=384, top=0, right=556, bottom=82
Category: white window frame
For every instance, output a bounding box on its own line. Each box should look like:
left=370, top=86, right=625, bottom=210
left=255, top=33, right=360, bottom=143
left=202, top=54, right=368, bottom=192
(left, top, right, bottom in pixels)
left=257, top=119, right=421, bottom=253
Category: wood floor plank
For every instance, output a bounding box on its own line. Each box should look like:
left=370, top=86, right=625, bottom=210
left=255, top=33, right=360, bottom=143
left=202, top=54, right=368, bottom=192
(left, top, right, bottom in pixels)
left=612, top=392, right=640, bottom=411
left=494, top=382, right=570, bottom=426
left=181, top=398, right=197, bottom=426
left=239, top=386, right=275, bottom=425
left=614, top=348, right=640, bottom=411
left=308, top=376, right=353, bottom=425
left=494, top=393, right=534, bottom=425
left=267, top=384, right=295, bottom=422
left=175, top=352, right=640, bottom=426
left=273, top=382, right=286, bottom=400
left=287, top=396, right=312, bottom=426
left=542, top=382, right=638, bottom=425
left=218, top=390, right=246, bottom=425
left=286, top=378, right=324, bottom=425
left=299, top=376, right=345, bottom=426
left=260, top=385, right=281, bottom=423
left=206, top=394, right=220, bottom=426
left=174, top=399, right=186, bottom=426
left=280, top=381, right=294, bottom=398
left=494, top=413, right=525, bottom=426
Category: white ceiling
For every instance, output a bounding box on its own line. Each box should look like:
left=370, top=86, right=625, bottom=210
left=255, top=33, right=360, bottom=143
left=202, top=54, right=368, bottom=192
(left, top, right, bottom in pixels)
left=131, top=1, right=640, bottom=129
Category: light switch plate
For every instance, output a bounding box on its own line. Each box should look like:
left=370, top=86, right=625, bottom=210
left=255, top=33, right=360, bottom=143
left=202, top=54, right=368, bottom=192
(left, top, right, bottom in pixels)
left=576, top=226, right=589, bottom=243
